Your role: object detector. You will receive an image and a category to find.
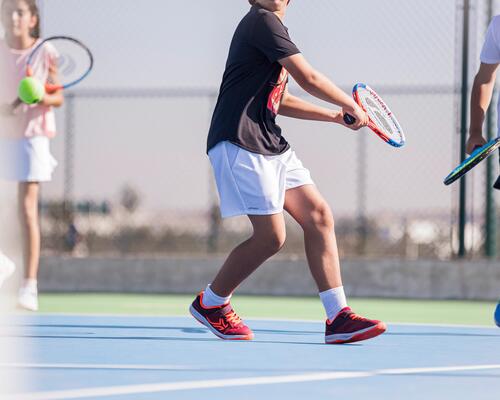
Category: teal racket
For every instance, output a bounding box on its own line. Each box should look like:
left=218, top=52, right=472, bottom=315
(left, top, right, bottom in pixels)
left=444, top=137, right=500, bottom=186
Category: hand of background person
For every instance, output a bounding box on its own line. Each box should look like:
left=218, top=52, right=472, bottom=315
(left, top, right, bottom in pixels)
left=466, top=133, right=487, bottom=155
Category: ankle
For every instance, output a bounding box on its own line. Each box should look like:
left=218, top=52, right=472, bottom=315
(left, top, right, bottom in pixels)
left=22, top=279, right=38, bottom=292
left=320, top=286, right=348, bottom=321
left=202, top=284, right=231, bottom=307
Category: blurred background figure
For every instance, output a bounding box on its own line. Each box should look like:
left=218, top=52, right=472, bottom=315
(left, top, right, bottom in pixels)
left=0, top=0, right=63, bottom=311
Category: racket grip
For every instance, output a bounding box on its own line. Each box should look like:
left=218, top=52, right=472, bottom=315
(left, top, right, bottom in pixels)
left=494, top=175, right=500, bottom=190
left=343, top=113, right=355, bottom=125
left=45, top=83, right=62, bottom=94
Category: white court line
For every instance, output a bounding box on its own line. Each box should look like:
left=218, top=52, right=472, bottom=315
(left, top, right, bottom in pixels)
left=0, top=363, right=193, bottom=371
left=7, top=364, right=500, bottom=400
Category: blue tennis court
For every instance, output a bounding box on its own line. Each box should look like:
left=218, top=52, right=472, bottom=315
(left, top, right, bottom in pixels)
left=2, top=314, right=500, bottom=400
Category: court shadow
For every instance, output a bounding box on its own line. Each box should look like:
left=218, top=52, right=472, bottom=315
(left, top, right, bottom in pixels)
left=17, top=324, right=208, bottom=334
left=18, top=324, right=321, bottom=336
left=12, top=333, right=358, bottom=346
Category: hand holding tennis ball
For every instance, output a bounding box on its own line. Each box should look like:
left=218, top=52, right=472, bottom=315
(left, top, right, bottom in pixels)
left=18, top=77, right=45, bottom=105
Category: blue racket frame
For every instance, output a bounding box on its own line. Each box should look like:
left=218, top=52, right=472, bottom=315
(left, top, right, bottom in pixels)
left=444, top=136, right=500, bottom=186
left=26, top=35, right=94, bottom=91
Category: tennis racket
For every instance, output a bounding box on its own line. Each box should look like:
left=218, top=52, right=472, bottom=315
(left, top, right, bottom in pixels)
left=343, top=83, right=405, bottom=148
left=12, top=36, right=93, bottom=107
left=443, top=136, right=500, bottom=186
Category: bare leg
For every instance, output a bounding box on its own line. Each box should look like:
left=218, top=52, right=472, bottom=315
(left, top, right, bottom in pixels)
left=18, top=182, right=40, bottom=280
left=284, top=184, right=342, bottom=292
left=210, top=213, right=286, bottom=297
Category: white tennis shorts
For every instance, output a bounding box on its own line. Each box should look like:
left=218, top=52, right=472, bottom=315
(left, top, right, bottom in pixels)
left=0, top=136, right=57, bottom=182
left=208, top=141, right=314, bottom=218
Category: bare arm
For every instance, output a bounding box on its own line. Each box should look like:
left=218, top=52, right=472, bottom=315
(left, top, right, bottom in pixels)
left=279, top=53, right=368, bottom=129
left=278, top=87, right=345, bottom=124
left=40, top=60, right=64, bottom=108
left=467, top=62, right=499, bottom=153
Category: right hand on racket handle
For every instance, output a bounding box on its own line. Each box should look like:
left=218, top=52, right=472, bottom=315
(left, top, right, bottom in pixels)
left=341, top=104, right=369, bottom=130
left=466, top=134, right=486, bottom=155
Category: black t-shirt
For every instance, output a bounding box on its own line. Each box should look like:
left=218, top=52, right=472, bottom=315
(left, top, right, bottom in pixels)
left=206, top=5, right=301, bottom=155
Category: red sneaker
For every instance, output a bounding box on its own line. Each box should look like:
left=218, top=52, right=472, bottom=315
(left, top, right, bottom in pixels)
left=189, top=292, right=254, bottom=340
left=325, top=307, right=386, bottom=344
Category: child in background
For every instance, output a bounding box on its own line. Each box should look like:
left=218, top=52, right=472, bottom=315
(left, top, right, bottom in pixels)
left=0, top=0, right=63, bottom=310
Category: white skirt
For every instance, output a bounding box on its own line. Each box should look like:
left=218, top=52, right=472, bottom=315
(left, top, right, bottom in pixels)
left=208, top=141, right=314, bottom=218
left=0, top=136, right=57, bottom=182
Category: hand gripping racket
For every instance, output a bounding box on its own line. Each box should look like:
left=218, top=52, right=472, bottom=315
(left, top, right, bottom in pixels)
left=444, top=136, right=500, bottom=186
left=343, top=83, right=405, bottom=148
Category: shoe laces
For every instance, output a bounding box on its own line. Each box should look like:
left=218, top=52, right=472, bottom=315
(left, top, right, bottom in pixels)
left=349, top=312, right=366, bottom=321
left=225, top=310, right=242, bottom=327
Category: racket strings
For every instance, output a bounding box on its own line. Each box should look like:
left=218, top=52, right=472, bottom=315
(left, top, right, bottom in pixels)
left=52, top=40, right=91, bottom=82
left=373, top=110, right=394, bottom=134
left=359, top=90, right=402, bottom=141
left=29, top=37, right=93, bottom=90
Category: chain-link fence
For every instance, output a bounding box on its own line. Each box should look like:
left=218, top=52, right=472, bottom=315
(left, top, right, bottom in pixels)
left=35, top=0, right=500, bottom=259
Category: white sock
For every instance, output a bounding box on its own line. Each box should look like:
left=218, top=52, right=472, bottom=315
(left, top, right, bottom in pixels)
left=319, top=286, right=348, bottom=321
left=23, top=279, right=38, bottom=292
left=202, top=284, right=231, bottom=307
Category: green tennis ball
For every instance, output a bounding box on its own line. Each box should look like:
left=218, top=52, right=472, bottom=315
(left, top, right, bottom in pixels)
left=18, top=77, right=45, bottom=105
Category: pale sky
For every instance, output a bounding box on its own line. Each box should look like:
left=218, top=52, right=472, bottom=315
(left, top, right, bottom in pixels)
left=17, top=0, right=500, bottom=215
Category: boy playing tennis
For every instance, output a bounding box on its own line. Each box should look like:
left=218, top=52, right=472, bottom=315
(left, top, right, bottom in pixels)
left=468, top=14, right=500, bottom=325
left=190, top=0, right=386, bottom=343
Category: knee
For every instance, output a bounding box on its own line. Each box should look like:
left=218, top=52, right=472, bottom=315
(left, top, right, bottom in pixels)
left=253, top=229, right=286, bottom=255
left=302, top=203, right=335, bottom=233
left=268, top=230, right=287, bottom=253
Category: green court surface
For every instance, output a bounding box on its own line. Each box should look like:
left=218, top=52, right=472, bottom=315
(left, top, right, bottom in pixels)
left=38, top=293, right=498, bottom=326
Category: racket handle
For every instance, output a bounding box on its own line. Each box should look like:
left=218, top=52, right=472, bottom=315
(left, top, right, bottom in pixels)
left=343, top=113, right=355, bottom=125
left=494, top=175, right=500, bottom=190
left=10, top=98, right=22, bottom=111
left=45, top=83, right=62, bottom=94
left=496, top=148, right=500, bottom=190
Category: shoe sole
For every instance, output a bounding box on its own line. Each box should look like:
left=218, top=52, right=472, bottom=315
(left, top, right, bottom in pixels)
left=189, top=305, right=254, bottom=341
left=17, top=302, right=39, bottom=312
left=0, top=259, right=15, bottom=289
left=325, top=322, right=387, bottom=344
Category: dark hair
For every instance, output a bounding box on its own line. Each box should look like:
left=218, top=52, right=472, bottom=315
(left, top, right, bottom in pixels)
left=248, top=1, right=291, bottom=6
left=1, top=0, right=40, bottom=38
